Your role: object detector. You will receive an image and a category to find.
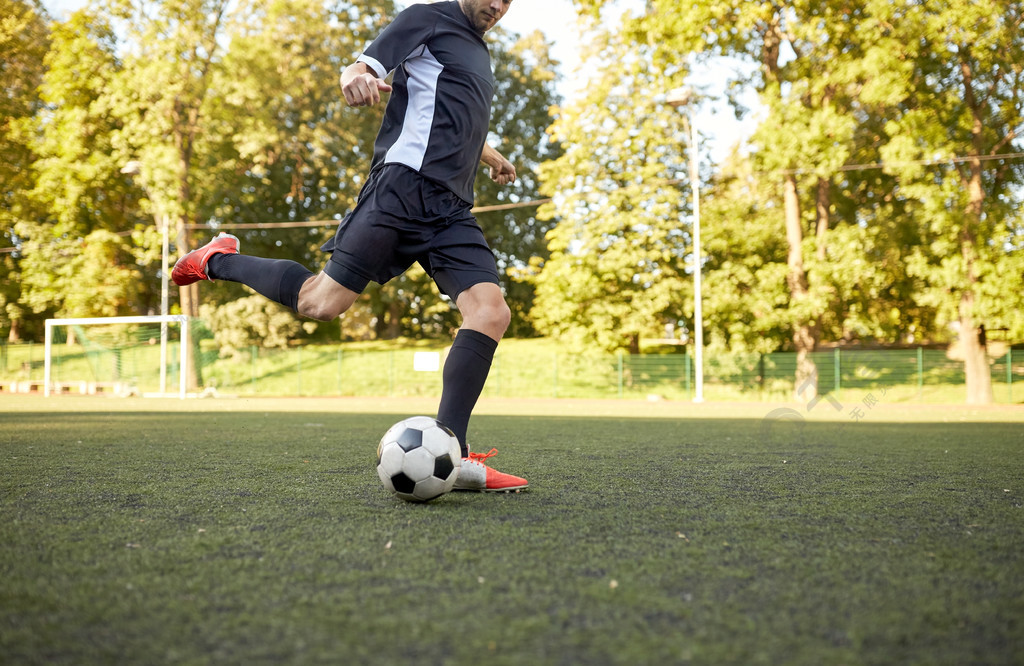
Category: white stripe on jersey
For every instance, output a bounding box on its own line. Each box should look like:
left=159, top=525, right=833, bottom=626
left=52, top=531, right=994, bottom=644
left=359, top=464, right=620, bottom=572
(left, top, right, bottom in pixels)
left=385, top=45, right=443, bottom=172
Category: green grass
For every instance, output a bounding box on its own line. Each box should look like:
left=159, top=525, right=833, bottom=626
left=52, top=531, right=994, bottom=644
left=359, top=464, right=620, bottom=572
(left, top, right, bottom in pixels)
left=1, top=396, right=1022, bottom=665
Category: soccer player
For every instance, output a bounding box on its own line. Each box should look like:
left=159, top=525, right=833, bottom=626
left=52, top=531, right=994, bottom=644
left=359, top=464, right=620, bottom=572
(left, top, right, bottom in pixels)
left=171, top=0, right=527, bottom=492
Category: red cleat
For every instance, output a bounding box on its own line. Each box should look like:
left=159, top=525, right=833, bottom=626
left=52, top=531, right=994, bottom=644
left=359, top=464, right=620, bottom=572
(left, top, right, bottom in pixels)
left=453, top=448, right=528, bottom=492
left=171, top=233, right=239, bottom=286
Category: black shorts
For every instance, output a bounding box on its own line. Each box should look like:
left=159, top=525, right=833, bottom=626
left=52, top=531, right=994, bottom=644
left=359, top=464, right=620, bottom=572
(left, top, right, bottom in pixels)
left=320, top=165, right=500, bottom=300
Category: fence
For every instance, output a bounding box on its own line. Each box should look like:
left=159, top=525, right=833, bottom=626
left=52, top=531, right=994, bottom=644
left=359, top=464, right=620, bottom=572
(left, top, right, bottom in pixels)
left=2, top=336, right=1021, bottom=404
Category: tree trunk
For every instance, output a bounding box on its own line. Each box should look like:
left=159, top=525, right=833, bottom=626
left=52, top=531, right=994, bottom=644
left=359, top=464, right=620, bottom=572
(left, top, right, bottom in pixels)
left=784, top=173, right=819, bottom=401
left=175, top=215, right=200, bottom=391
left=760, top=16, right=820, bottom=402
left=383, top=299, right=403, bottom=339
left=628, top=333, right=640, bottom=355
left=960, top=293, right=993, bottom=404
left=960, top=160, right=993, bottom=404
left=8, top=317, right=21, bottom=343
left=957, top=53, right=994, bottom=405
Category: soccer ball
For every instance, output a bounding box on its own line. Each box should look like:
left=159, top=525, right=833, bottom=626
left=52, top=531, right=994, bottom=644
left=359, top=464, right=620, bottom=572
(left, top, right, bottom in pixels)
left=376, top=416, right=462, bottom=502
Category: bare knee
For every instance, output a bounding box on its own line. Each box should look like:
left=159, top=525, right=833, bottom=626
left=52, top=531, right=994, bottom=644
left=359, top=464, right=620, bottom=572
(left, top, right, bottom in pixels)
left=477, top=301, right=511, bottom=339
left=456, top=283, right=511, bottom=341
left=296, top=272, right=359, bottom=321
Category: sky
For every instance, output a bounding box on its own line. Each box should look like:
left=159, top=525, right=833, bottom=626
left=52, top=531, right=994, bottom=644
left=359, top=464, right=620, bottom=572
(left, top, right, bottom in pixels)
left=41, top=0, right=758, bottom=161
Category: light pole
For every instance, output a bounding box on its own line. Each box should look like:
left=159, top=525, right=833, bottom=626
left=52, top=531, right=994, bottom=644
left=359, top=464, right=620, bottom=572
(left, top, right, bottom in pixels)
left=666, top=87, right=704, bottom=403
left=121, top=160, right=169, bottom=394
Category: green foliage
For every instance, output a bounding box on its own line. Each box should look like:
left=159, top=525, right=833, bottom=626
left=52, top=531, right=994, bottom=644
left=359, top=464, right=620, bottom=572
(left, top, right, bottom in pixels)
left=200, top=0, right=391, bottom=232
left=562, top=0, right=1023, bottom=382
left=867, top=0, right=1024, bottom=401
left=14, top=9, right=157, bottom=323
left=15, top=224, right=143, bottom=320
left=698, top=154, right=790, bottom=354
left=476, top=28, right=563, bottom=337
left=29, top=10, right=128, bottom=236
left=190, top=0, right=396, bottom=337
left=531, top=28, right=688, bottom=353
left=0, top=0, right=48, bottom=213
left=875, top=0, right=1024, bottom=330
left=4, top=0, right=564, bottom=347
left=0, top=0, right=49, bottom=340
left=200, top=294, right=306, bottom=358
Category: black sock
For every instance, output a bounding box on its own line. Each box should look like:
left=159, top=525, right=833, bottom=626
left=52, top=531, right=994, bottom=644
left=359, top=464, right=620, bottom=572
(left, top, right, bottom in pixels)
left=437, top=329, right=498, bottom=457
left=207, top=254, right=313, bottom=312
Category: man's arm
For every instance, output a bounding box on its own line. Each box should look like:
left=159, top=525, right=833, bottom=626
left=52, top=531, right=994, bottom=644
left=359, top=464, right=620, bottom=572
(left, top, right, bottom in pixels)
left=340, top=61, right=392, bottom=107
left=481, top=143, right=516, bottom=185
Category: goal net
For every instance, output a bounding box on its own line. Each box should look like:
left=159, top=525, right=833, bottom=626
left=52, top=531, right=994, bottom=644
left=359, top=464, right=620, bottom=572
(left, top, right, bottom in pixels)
left=43, top=315, right=191, bottom=398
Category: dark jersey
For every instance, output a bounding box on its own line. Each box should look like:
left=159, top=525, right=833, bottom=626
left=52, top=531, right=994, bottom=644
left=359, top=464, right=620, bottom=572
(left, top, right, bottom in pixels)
left=357, top=1, right=493, bottom=204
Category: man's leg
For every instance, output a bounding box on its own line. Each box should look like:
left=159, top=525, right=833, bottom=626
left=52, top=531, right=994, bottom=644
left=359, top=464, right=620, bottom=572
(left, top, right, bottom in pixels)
left=212, top=256, right=359, bottom=320
left=437, top=282, right=509, bottom=452
left=206, top=253, right=315, bottom=313
left=436, top=328, right=498, bottom=456
left=437, top=283, right=526, bottom=492
left=174, top=233, right=359, bottom=320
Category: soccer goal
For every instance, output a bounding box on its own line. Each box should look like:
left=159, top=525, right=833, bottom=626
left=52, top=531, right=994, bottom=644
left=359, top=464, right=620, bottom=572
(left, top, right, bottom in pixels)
left=43, top=315, right=190, bottom=399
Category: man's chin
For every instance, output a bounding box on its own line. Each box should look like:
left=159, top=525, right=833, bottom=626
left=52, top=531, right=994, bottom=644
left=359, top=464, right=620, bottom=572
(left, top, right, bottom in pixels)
left=477, top=14, right=497, bottom=32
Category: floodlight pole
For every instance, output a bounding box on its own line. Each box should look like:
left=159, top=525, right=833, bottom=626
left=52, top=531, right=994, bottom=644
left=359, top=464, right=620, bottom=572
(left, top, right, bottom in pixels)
left=667, top=87, right=704, bottom=403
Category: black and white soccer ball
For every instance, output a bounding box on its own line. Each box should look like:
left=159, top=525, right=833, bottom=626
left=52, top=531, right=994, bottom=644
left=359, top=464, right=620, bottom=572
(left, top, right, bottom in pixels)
left=376, top=416, right=462, bottom=502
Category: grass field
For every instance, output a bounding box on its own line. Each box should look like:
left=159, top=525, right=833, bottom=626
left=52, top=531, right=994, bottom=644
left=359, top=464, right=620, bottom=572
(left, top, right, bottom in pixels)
left=2, top=395, right=1022, bottom=665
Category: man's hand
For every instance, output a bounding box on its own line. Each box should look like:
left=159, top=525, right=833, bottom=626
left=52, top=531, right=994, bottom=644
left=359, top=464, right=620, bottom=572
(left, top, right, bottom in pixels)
left=340, top=62, right=392, bottom=107
left=489, top=158, right=516, bottom=185
left=482, top=144, right=516, bottom=185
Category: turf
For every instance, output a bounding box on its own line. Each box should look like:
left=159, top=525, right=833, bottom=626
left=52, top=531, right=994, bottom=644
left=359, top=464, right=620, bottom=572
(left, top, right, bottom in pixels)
left=1, top=397, right=1022, bottom=665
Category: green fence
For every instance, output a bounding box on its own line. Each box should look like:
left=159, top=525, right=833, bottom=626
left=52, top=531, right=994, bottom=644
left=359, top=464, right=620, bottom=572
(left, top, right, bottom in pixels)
left=2, top=334, right=1021, bottom=404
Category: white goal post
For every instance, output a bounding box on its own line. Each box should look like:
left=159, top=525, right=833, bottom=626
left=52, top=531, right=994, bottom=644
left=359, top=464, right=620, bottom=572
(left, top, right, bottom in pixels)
left=44, top=315, right=190, bottom=399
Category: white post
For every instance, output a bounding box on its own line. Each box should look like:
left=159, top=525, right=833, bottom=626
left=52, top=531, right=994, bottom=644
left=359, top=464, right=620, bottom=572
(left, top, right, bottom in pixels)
left=688, top=114, right=704, bottom=403
left=666, top=87, right=705, bottom=403
left=44, top=320, right=53, bottom=397
left=159, top=213, right=169, bottom=394
left=179, top=317, right=188, bottom=399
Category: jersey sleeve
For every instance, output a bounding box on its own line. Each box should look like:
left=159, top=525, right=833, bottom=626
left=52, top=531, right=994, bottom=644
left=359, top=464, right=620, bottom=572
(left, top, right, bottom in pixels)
left=357, top=3, right=439, bottom=79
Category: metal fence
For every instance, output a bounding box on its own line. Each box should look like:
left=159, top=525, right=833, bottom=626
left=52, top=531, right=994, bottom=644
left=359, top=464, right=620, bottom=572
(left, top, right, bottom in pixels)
left=4, top=338, right=1021, bottom=404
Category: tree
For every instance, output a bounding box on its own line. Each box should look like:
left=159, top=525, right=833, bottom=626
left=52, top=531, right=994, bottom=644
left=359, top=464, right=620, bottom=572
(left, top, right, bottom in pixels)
left=476, top=27, right=562, bottom=337
left=190, top=0, right=394, bottom=343
left=877, top=0, right=1024, bottom=403
left=697, top=151, right=791, bottom=355
left=4, top=0, right=562, bottom=349
left=585, top=0, right=1024, bottom=404
left=531, top=26, right=689, bottom=353
left=569, top=0, right=861, bottom=373
left=667, top=0, right=890, bottom=399
left=101, top=0, right=393, bottom=360
left=102, top=0, right=235, bottom=328
left=0, top=0, right=49, bottom=341
left=17, top=8, right=155, bottom=325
